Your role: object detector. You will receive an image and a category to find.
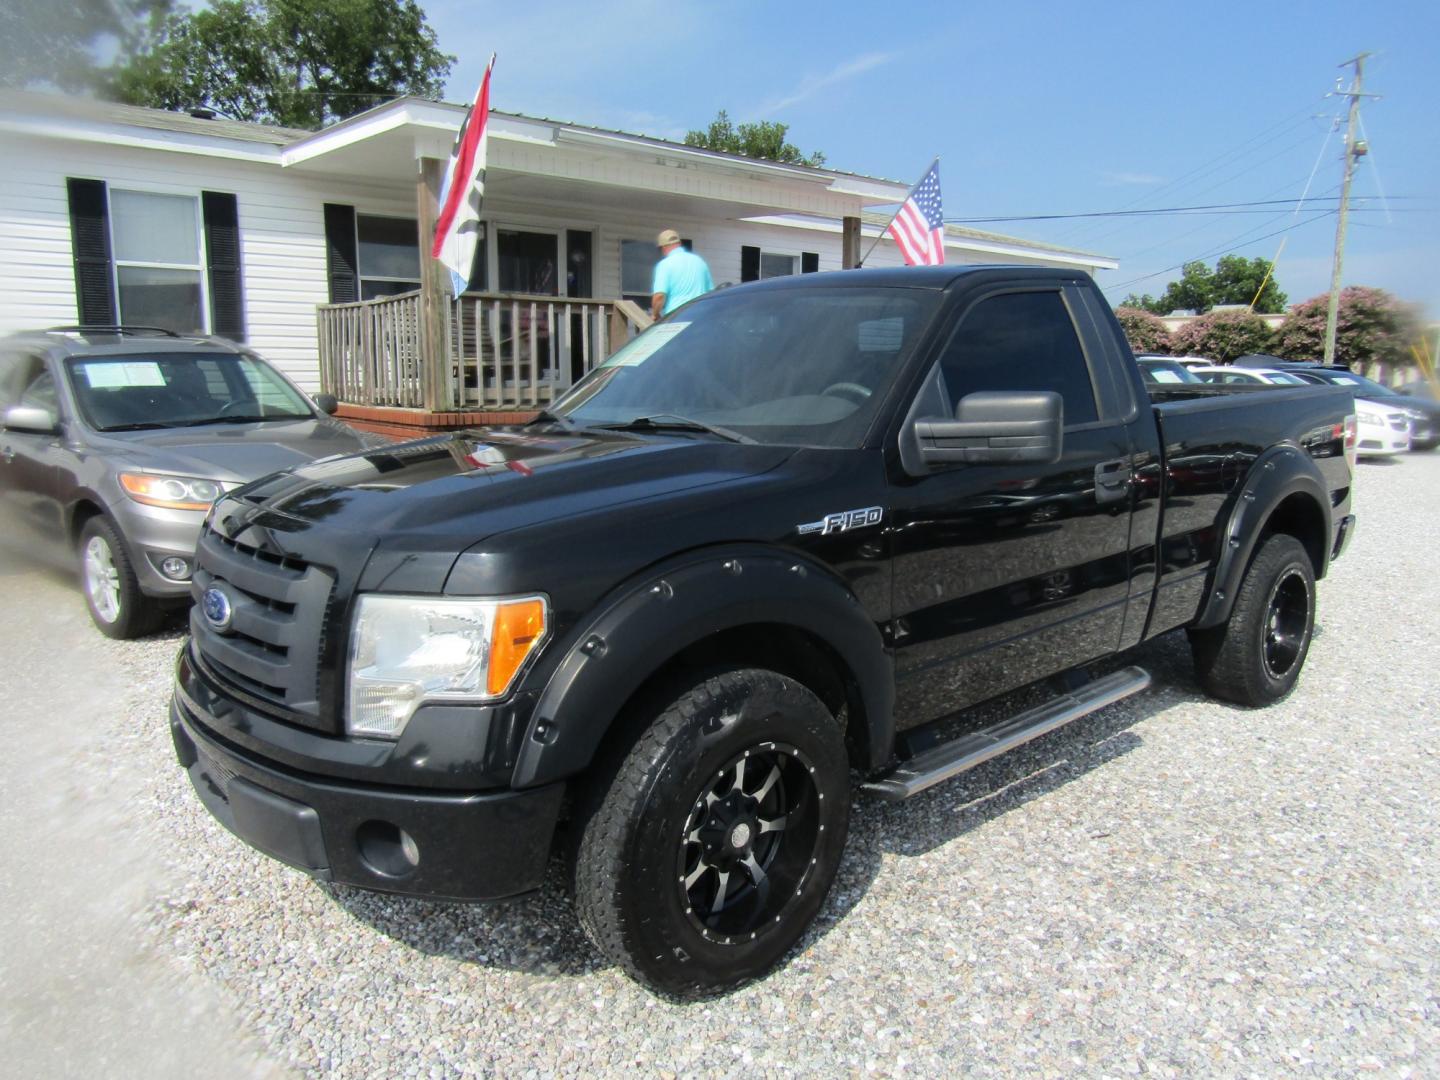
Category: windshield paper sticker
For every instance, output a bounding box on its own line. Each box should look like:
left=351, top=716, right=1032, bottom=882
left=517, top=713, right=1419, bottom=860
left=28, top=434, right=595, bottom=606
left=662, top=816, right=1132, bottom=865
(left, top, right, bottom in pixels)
left=81, top=362, right=166, bottom=388
left=604, top=322, right=690, bottom=367
left=797, top=505, right=883, bottom=536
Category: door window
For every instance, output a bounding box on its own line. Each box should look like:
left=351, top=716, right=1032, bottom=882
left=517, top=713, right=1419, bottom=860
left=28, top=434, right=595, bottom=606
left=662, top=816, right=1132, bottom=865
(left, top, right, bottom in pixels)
left=0, top=353, right=48, bottom=409
left=497, top=229, right=560, bottom=295
left=938, top=291, right=1098, bottom=425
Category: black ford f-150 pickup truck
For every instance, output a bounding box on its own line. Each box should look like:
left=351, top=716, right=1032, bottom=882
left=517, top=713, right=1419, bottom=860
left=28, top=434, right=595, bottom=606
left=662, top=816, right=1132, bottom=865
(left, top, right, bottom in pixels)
left=170, top=266, right=1357, bottom=997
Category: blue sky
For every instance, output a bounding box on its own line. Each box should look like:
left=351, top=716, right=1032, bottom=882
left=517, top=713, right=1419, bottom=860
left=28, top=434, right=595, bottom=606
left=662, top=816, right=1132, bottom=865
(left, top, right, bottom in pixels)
left=423, top=0, right=1439, bottom=316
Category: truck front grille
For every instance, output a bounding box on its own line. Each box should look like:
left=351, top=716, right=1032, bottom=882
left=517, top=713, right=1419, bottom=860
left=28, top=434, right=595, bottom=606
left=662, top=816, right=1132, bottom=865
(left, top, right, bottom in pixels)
left=190, top=528, right=337, bottom=733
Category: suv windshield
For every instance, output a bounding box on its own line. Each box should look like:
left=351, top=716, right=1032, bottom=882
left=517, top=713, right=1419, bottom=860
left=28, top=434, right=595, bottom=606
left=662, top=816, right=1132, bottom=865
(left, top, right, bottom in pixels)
left=550, top=286, right=940, bottom=447
left=65, top=352, right=313, bottom=432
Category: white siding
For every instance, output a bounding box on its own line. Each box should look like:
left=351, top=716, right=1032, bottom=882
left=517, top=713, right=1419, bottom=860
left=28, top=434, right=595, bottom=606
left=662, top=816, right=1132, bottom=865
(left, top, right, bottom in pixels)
left=0, top=134, right=412, bottom=390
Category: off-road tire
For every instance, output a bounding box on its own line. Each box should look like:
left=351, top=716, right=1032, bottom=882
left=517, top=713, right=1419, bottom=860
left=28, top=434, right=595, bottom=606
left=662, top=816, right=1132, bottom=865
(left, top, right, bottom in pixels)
left=79, top=516, right=162, bottom=639
left=1189, top=533, right=1315, bottom=707
left=572, top=668, right=850, bottom=999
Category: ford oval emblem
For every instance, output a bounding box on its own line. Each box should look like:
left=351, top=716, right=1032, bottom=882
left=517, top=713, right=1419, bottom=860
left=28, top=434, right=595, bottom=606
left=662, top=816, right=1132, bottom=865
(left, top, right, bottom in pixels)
left=201, top=586, right=234, bottom=633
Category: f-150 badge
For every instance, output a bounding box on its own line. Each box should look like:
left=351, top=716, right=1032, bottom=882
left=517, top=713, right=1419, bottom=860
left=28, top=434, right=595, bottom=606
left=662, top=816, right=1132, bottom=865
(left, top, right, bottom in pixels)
left=797, top=505, right=884, bottom=536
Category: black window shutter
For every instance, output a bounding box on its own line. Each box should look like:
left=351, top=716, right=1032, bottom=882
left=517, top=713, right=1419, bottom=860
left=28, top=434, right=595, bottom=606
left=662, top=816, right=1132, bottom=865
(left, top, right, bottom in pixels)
left=323, top=203, right=359, bottom=303
left=740, top=245, right=760, bottom=283
left=801, top=251, right=819, bottom=274
left=681, top=238, right=693, bottom=252
left=66, top=178, right=116, bottom=325
left=202, top=191, right=245, bottom=341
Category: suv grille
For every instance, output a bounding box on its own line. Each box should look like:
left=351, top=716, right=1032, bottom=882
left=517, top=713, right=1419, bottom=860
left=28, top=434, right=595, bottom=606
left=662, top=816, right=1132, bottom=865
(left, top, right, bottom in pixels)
left=190, top=528, right=337, bottom=732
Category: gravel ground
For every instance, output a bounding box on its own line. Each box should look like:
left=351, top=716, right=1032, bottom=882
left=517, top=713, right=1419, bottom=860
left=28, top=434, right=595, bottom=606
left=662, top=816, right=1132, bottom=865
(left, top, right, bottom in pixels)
left=14, top=452, right=1440, bottom=1076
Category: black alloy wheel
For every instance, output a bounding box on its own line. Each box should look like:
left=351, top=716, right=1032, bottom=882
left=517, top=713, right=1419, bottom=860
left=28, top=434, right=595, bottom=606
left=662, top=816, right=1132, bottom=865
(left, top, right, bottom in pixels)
left=677, top=741, right=825, bottom=945
left=572, top=668, right=850, bottom=998
left=1190, top=533, right=1316, bottom=707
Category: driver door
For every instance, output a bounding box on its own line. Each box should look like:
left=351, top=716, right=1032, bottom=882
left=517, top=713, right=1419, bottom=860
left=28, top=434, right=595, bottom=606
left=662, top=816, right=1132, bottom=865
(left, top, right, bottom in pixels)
left=887, top=286, right=1137, bottom=727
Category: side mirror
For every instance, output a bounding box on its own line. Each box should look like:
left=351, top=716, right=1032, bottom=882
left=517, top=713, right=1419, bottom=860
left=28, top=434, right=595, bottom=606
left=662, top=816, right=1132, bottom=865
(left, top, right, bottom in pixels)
left=313, top=393, right=339, bottom=415
left=915, top=390, right=1063, bottom=467
left=3, top=405, right=60, bottom=435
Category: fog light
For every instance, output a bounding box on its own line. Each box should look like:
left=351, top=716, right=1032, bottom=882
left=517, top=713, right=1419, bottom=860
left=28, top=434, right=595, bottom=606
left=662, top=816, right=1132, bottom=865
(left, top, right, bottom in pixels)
left=160, top=556, right=191, bottom=581
left=356, top=820, right=420, bottom=877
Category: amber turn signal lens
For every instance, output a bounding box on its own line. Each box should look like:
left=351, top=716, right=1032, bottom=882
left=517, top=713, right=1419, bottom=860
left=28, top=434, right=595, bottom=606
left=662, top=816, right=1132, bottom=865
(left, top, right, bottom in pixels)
left=487, top=598, right=547, bottom=696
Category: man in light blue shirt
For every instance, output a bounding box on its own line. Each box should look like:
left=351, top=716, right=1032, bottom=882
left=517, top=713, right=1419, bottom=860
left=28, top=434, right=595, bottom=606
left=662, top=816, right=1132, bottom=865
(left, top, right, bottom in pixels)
left=650, top=229, right=714, bottom=319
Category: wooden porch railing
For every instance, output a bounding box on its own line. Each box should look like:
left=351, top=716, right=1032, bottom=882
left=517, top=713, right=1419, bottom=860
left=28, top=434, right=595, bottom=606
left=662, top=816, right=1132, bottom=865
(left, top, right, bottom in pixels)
left=317, top=291, right=653, bottom=410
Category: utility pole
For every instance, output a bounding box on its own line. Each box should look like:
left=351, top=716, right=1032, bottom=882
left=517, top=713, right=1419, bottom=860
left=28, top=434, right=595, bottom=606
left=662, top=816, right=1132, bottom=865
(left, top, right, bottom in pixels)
left=1323, top=53, right=1378, bottom=364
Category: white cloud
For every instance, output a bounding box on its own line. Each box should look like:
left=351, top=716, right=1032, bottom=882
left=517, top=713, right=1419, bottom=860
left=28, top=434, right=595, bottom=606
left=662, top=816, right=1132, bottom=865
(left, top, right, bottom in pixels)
left=755, top=52, right=896, bottom=116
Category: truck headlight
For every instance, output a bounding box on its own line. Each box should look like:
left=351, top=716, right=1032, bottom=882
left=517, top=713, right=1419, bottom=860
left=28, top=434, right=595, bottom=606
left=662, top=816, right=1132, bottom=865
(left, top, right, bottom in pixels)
left=346, top=594, right=548, bottom=738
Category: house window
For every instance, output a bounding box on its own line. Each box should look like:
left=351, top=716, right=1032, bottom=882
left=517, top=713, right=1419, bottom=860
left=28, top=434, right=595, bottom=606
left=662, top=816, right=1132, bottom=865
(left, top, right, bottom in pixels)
left=760, top=252, right=797, bottom=279
left=110, top=190, right=206, bottom=334
left=356, top=214, right=421, bottom=299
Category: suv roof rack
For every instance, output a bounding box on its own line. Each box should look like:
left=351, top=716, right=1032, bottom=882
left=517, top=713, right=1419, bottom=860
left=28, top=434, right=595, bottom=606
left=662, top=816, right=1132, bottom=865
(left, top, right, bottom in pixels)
left=45, top=325, right=182, bottom=338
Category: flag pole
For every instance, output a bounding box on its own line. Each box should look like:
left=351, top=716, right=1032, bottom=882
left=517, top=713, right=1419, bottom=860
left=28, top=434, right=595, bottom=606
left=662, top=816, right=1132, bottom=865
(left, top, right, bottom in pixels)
left=857, top=156, right=938, bottom=268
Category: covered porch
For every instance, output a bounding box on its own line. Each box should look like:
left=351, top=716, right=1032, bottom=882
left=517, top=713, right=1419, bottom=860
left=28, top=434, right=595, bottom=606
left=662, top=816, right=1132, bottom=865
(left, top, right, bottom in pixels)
left=281, top=98, right=901, bottom=434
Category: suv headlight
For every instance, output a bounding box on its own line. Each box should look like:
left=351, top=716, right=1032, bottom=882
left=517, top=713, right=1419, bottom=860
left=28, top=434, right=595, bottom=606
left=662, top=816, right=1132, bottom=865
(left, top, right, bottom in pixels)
left=346, top=594, right=548, bottom=739
left=119, top=472, right=227, bottom=511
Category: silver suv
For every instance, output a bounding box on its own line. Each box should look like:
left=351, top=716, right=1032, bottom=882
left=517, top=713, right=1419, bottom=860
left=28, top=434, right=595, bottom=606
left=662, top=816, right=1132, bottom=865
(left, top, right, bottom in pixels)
left=0, top=327, right=380, bottom=637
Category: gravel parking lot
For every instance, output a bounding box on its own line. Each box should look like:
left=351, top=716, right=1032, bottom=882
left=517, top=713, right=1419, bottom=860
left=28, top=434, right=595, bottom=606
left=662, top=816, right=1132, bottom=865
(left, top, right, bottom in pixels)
left=3, top=452, right=1437, bottom=1077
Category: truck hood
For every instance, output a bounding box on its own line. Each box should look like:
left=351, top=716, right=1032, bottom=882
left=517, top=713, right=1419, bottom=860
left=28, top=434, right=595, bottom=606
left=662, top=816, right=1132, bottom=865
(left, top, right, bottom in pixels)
left=231, top=427, right=796, bottom=546
left=90, top=418, right=374, bottom=483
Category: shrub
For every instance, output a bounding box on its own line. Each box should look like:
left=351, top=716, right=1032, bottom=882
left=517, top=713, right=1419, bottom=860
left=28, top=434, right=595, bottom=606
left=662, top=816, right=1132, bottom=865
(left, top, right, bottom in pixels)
left=1114, top=307, right=1174, bottom=354
left=1274, top=287, right=1425, bottom=369
left=1170, top=308, right=1275, bottom=363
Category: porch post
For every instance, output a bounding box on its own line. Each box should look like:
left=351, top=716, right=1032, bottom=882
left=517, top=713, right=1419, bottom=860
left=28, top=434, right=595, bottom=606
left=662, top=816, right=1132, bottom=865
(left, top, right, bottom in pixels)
left=417, top=155, right=453, bottom=412
left=842, top=215, right=862, bottom=269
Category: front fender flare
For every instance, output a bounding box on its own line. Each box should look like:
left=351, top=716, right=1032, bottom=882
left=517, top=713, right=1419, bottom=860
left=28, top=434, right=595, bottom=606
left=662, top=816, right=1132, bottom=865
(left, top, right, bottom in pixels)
left=511, top=548, right=893, bottom=788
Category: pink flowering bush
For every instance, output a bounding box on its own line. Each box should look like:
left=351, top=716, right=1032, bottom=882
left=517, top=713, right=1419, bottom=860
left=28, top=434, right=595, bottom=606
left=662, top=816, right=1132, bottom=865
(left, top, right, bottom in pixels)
left=1114, top=307, right=1174, bottom=354
left=1170, top=309, right=1275, bottom=363
left=1274, top=287, right=1424, bottom=369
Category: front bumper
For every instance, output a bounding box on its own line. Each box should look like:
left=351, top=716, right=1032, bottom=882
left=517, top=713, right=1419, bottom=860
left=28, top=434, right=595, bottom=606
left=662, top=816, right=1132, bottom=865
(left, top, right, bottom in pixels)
left=109, top=499, right=207, bottom=598
left=170, top=695, right=565, bottom=902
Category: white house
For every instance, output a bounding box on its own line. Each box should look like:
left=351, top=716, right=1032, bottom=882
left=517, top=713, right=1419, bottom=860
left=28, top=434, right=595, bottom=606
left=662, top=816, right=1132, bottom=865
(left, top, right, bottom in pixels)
left=0, top=90, right=1114, bottom=423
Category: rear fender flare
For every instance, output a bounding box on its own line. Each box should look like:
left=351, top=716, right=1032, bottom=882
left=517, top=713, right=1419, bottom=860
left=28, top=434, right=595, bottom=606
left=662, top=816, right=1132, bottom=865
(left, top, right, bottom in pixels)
left=1192, top=444, right=1331, bottom=630
left=511, top=547, right=893, bottom=788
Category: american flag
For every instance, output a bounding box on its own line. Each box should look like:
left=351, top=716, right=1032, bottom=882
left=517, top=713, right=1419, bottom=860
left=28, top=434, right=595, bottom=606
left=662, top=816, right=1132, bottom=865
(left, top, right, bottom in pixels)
left=887, top=160, right=945, bottom=266
left=432, top=54, right=495, bottom=294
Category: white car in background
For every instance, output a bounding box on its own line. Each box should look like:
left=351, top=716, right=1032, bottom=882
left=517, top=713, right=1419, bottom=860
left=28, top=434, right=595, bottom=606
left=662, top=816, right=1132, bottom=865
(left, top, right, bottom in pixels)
left=1190, top=365, right=1410, bottom=457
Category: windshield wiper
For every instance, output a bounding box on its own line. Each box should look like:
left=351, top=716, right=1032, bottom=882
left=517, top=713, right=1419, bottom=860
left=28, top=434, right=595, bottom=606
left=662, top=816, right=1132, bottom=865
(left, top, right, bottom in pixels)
left=174, top=414, right=299, bottom=427
left=100, top=421, right=186, bottom=431
left=596, top=413, right=754, bottom=444
left=523, top=408, right=576, bottom=429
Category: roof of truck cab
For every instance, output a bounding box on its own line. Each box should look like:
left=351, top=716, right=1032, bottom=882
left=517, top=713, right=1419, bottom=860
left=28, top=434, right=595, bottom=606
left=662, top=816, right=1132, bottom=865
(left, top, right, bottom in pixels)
left=723, top=264, right=1092, bottom=292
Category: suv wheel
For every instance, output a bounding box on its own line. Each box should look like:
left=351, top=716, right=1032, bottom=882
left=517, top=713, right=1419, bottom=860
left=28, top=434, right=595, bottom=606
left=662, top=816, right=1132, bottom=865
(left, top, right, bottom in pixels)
left=573, top=668, right=850, bottom=998
left=80, top=516, right=161, bottom=639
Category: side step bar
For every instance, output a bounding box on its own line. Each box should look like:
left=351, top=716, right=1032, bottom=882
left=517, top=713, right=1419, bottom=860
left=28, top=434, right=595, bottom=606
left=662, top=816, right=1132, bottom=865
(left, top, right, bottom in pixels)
left=862, top=666, right=1152, bottom=802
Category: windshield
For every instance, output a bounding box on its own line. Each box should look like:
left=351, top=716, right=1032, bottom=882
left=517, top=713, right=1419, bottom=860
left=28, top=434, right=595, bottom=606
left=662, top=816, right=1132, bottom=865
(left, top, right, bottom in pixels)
left=1139, top=359, right=1201, bottom=384
left=1311, top=371, right=1395, bottom=397
left=550, top=286, right=941, bottom=447
left=65, top=352, right=313, bottom=432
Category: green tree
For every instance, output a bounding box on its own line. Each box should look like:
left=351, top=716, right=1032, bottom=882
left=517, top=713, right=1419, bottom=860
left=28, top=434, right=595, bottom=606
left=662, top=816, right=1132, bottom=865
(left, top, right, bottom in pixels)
left=684, top=110, right=826, bottom=167
left=1114, top=307, right=1174, bottom=354
left=108, top=0, right=453, bottom=130
left=1170, top=308, right=1275, bottom=363
left=0, top=0, right=170, bottom=91
left=1128, top=256, right=1285, bottom=315
left=1210, top=255, right=1286, bottom=312
left=1274, top=287, right=1424, bottom=370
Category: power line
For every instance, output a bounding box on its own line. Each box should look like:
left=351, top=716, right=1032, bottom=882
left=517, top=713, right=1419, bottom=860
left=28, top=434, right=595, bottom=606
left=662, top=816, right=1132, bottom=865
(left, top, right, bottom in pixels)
left=946, top=195, right=1418, bottom=223
left=1102, top=210, right=1337, bottom=294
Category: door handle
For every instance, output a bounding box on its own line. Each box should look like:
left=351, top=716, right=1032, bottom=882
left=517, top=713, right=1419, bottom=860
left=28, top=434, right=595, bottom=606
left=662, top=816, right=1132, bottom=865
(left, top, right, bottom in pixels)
left=1094, top=459, right=1131, bottom=505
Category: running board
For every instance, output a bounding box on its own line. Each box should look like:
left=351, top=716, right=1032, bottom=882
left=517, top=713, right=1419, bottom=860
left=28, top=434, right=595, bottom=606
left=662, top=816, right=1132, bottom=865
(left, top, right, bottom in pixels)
left=862, top=666, right=1152, bottom=802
